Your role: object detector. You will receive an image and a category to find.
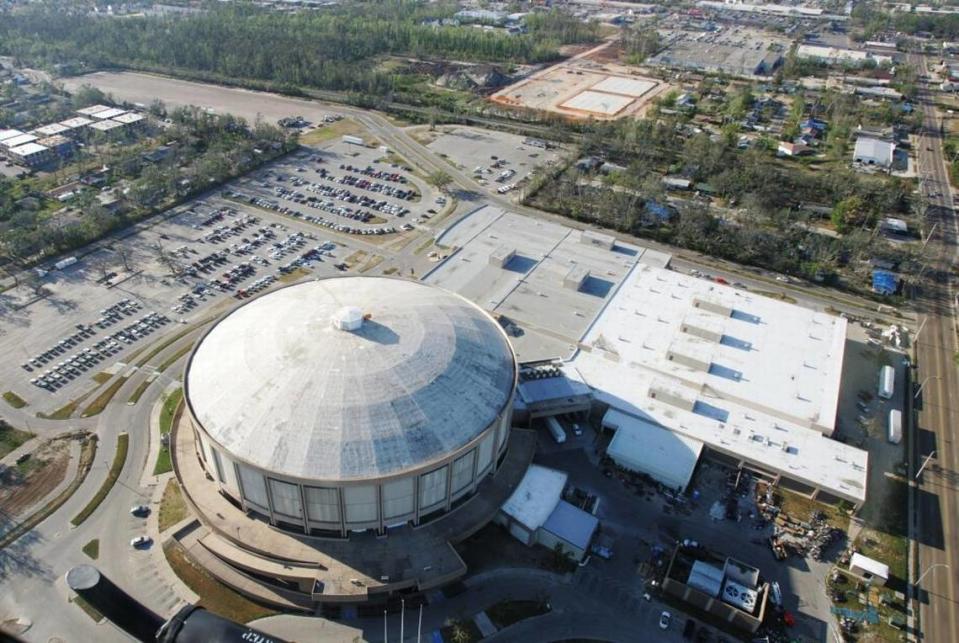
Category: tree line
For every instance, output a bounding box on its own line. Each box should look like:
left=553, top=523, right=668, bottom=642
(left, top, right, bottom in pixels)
left=0, top=2, right=598, bottom=95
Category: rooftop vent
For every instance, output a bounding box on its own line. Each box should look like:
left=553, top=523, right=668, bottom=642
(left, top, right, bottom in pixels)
left=331, top=306, right=364, bottom=331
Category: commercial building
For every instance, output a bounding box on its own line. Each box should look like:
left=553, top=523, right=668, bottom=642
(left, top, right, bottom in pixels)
left=59, top=117, right=94, bottom=137
left=75, top=104, right=114, bottom=117
left=8, top=142, right=51, bottom=167
left=36, top=135, right=76, bottom=160
left=1, top=132, right=38, bottom=150
left=88, top=119, right=126, bottom=138
left=91, top=107, right=128, bottom=120
left=426, top=206, right=868, bottom=509
left=663, top=542, right=770, bottom=633
left=112, top=112, right=146, bottom=131
left=173, top=276, right=536, bottom=606
left=796, top=44, right=893, bottom=67
left=31, top=122, right=71, bottom=138
left=496, top=464, right=599, bottom=562
left=648, top=28, right=785, bottom=76
left=854, top=136, right=895, bottom=168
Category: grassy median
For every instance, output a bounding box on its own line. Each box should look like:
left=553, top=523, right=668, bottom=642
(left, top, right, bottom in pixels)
left=154, top=389, right=183, bottom=475
left=3, top=391, right=27, bottom=409
left=70, top=433, right=129, bottom=527
left=80, top=376, right=129, bottom=417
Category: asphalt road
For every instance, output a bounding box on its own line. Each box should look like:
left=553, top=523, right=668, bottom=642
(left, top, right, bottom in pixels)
left=0, top=328, right=198, bottom=642
left=910, top=52, right=959, bottom=642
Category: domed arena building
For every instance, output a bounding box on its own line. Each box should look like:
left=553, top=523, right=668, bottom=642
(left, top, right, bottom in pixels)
left=171, top=276, right=535, bottom=607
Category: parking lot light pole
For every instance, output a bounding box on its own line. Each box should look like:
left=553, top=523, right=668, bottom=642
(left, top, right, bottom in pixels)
left=916, top=563, right=950, bottom=586
left=914, top=375, right=941, bottom=400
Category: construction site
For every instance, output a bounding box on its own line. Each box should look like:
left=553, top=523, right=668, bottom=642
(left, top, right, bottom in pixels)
left=490, top=60, right=668, bottom=120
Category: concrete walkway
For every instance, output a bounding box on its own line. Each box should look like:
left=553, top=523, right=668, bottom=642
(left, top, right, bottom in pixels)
left=252, top=565, right=683, bottom=643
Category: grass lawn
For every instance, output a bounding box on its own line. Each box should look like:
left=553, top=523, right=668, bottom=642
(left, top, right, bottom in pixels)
left=3, top=391, right=27, bottom=409
left=0, top=421, right=35, bottom=459
left=164, top=541, right=277, bottom=623
left=128, top=378, right=153, bottom=405
left=82, top=538, right=100, bottom=560
left=135, top=325, right=198, bottom=368
left=71, top=433, right=128, bottom=527
left=159, top=478, right=189, bottom=532
left=154, top=388, right=183, bottom=474
left=157, top=344, right=193, bottom=373
left=80, top=376, right=129, bottom=417
left=485, top=600, right=550, bottom=630
left=277, top=267, right=309, bottom=283
left=36, top=397, right=83, bottom=420
left=299, top=118, right=365, bottom=146
left=91, top=372, right=112, bottom=385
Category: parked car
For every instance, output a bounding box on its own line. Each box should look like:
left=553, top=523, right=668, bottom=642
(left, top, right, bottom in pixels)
left=130, top=535, right=152, bottom=548
left=130, top=505, right=150, bottom=517
left=659, top=611, right=671, bottom=630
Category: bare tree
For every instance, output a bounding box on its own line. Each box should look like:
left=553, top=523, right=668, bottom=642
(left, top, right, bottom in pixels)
left=115, top=245, right=134, bottom=272
left=152, top=242, right=179, bottom=276
left=20, top=270, right=45, bottom=297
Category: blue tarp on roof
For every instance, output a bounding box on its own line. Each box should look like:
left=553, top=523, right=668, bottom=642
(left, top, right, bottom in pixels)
left=873, top=269, right=899, bottom=295
left=542, top=500, right=599, bottom=551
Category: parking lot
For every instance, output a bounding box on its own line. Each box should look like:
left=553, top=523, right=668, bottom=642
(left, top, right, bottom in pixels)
left=228, top=143, right=442, bottom=235
left=418, top=126, right=567, bottom=196
left=0, top=162, right=404, bottom=411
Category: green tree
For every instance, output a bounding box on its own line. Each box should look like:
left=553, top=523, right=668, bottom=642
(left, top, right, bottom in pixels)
left=427, top=170, right=453, bottom=193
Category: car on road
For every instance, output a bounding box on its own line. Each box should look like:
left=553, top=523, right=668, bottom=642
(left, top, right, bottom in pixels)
left=659, top=611, right=671, bottom=630
left=130, top=535, right=152, bottom=548
left=130, top=505, right=150, bottom=517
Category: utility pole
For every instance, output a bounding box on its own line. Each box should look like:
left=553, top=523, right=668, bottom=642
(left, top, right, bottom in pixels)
left=400, top=599, right=405, bottom=642
left=917, top=450, right=937, bottom=480
left=922, top=222, right=940, bottom=251
left=384, top=609, right=388, bottom=643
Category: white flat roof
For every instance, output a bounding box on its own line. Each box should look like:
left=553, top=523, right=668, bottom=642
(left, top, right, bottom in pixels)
left=92, top=107, right=128, bottom=120
left=89, top=120, right=125, bottom=132
left=76, top=104, right=113, bottom=116
left=112, top=112, right=145, bottom=124
left=60, top=117, right=93, bottom=129
left=1, top=133, right=37, bottom=148
left=0, top=129, right=23, bottom=142
left=564, top=264, right=867, bottom=504
left=10, top=143, right=49, bottom=157
left=604, top=408, right=703, bottom=491
left=501, top=464, right=567, bottom=532
left=850, top=552, right=889, bottom=579
left=32, top=123, right=70, bottom=137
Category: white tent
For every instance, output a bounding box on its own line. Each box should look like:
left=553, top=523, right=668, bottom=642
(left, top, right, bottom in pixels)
left=603, top=408, right=703, bottom=491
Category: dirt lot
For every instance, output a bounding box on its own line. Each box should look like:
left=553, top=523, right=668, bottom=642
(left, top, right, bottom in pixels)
left=0, top=435, right=72, bottom=517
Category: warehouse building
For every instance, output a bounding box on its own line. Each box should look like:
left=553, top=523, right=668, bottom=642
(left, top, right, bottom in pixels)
left=173, top=276, right=536, bottom=606
left=426, top=206, right=867, bottom=509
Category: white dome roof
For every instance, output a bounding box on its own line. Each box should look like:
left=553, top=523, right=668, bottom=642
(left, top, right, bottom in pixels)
left=185, top=277, right=516, bottom=481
